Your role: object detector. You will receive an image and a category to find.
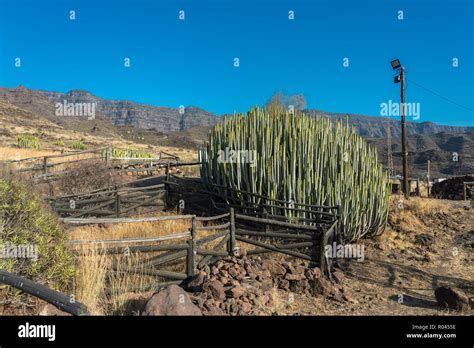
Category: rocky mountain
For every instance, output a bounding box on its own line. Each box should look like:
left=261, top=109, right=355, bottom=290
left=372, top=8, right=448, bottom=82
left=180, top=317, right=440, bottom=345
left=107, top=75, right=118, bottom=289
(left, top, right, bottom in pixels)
left=367, top=132, right=474, bottom=178
left=0, top=86, right=220, bottom=132
left=306, top=110, right=474, bottom=138
left=1, top=86, right=472, bottom=137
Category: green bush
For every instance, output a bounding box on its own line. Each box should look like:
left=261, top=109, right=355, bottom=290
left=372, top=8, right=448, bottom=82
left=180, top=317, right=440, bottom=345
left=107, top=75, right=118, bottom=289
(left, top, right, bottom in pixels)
left=0, top=178, right=75, bottom=290
left=70, top=141, right=87, bottom=150
left=200, top=105, right=390, bottom=242
left=17, top=135, right=41, bottom=150
left=53, top=140, right=65, bottom=147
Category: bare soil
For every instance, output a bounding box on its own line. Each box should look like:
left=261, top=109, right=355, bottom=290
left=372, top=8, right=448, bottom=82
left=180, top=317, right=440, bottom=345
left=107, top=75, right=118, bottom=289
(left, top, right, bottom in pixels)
left=262, top=198, right=473, bottom=315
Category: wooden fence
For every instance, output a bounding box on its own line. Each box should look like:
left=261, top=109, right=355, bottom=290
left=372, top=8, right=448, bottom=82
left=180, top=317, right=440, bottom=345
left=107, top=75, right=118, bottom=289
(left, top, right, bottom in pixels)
left=48, top=182, right=166, bottom=218
left=1, top=147, right=199, bottom=181
left=64, top=206, right=340, bottom=292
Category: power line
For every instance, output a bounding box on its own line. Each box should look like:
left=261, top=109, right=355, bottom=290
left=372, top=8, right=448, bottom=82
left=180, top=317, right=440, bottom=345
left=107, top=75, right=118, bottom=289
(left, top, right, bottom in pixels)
left=405, top=77, right=474, bottom=113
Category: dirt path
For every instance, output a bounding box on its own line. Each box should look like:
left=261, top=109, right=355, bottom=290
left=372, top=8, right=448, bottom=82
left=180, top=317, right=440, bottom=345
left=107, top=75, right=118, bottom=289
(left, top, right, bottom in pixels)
left=265, top=198, right=473, bottom=315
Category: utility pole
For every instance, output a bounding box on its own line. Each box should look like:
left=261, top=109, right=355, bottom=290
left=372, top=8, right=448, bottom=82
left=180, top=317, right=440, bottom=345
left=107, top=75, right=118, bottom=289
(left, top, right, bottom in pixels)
left=427, top=160, right=431, bottom=198
left=386, top=119, right=393, bottom=176
left=400, top=66, right=409, bottom=199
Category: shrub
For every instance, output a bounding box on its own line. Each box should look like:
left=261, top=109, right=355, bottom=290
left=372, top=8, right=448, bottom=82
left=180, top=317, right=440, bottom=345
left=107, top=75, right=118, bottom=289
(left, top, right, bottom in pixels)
left=17, top=135, right=41, bottom=150
left=53, top=140, right=65, bottom=147
left=0, top=178, right=75, bottom=291
left=70, top=141, right=87, bottom=150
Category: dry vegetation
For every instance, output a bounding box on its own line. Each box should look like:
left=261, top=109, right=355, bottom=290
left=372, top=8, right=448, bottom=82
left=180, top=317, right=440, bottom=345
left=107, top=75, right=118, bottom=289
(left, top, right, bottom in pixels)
left=68, top=212, right=224, bottom=315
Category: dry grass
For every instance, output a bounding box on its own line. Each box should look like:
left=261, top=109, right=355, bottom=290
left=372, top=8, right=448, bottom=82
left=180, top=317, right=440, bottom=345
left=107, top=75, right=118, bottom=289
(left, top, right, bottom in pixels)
left=68, top=212, right=194, bottom=241
left=75, top=247, right=111, bottom=314
left=69, top=211, right=225, bottom=315
left=0, top=146, right=60, bottom=161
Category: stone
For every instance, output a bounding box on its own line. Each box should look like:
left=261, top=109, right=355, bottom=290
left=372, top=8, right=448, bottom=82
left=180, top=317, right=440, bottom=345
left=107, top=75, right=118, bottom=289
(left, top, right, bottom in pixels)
left=226, top=285, right=245, bottom=298
left=260, top=279, right=274, bottom=292
left=205, top=306, right=227, bottom=316
left=311, top=277, right=333, bottom=297
left=277, top=278, right=290, bottom=291
left=39, top=304, right=72, bottom=316
left=218, top=276, right=229, bottom=286
left=311, top=267, right=323, bottom=279
left=289, top=280, right=309, bottom=294
left=143, top=285, right=202, bottom=316
left=290, top=264, right=306, bottom=275
left=203, top=280, right=226, bottom=301
left=184, top=272, right=206, bottom=292
left=434, top=286, right=470, bottom=311
left=240, top=301, right=252, bottom=314
left=332, top=270, right=345, bottom=285
left=228, top=266, right=241, bottom=278
left=285, top=272, right=306, bottom=281
left=203, top=299, right=216, bottom=310
left=262, top=259, right=286, bottom=276
left=230, top=303, right=239, bottom=315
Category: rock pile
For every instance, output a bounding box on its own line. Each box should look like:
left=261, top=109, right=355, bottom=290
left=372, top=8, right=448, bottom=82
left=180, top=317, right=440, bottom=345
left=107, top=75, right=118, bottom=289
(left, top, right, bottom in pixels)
left=431, top=175, right=474, bottom=200
left=182, top=255, right=351, bottom=316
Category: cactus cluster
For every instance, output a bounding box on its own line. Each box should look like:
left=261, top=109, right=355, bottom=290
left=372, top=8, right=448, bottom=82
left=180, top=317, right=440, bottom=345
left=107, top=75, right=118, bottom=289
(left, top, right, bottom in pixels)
left=102, top=147, right=153, bottom=159
left=199, top=105, right=390, bottom=242
left=17, top=134, right=41, bottom=150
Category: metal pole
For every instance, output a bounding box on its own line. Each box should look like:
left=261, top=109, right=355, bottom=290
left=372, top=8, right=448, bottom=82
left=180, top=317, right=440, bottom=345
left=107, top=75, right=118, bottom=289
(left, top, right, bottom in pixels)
left=400, top=66, right=409, bottom=199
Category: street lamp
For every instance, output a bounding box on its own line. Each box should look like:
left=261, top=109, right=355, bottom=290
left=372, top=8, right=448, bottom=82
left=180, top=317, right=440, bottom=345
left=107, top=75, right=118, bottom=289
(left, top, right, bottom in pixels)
left=390, top=59, right=401, bottom=70
left=390, top=59, right=409, bottom=199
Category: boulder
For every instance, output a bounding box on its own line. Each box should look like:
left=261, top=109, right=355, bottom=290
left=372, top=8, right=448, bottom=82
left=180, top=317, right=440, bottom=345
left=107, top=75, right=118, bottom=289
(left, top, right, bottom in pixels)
left=434, top=286, right=470, bottom=311
left=143, top=285, right=202, bottom=316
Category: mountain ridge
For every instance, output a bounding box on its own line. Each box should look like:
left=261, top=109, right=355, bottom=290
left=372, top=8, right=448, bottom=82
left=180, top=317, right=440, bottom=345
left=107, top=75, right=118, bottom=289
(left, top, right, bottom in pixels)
left=0, top=86, right=472, bottom=138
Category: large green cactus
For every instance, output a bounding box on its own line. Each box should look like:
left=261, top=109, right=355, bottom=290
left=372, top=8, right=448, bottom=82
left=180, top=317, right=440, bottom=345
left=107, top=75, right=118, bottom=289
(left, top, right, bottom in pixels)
left=199, top=105, right=389, bottom=242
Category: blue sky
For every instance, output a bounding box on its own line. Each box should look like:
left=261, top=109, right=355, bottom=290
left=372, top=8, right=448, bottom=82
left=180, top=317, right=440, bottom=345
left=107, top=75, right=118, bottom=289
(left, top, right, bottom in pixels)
left=0, top=0, right=473, bottom=126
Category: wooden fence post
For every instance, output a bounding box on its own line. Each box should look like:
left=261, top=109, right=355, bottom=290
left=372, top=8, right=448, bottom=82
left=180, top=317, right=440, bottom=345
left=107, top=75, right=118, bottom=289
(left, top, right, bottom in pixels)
left=115, top=191, right=121, bottom=218
left=263, top=207, right=269, bottom=233
left=164, top=162, right=171, bottom=209
left=105, top=146, right=111, bottom=165
left=187, top=216, right=197, bottom=277
left=319, top=229, right=326, bottom=277
left=43, top=156, right=48, bottom=174
left=229, top=208, right=236, bottom=256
